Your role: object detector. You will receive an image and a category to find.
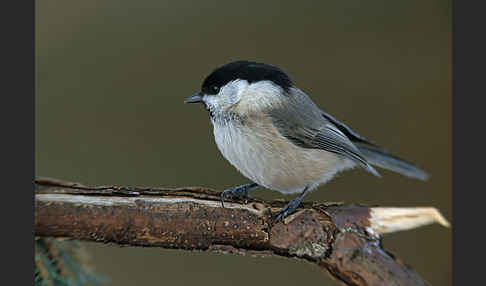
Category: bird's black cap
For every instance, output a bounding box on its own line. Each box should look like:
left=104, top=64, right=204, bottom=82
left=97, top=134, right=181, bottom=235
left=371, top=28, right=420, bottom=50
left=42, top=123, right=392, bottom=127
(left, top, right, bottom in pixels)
left=201, top=60, right=294, bottom=95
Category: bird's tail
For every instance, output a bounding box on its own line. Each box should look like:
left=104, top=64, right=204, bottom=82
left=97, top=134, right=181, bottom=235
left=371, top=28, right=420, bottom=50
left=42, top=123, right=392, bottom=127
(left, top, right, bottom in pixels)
left=357, top=145, right=429, bottom=181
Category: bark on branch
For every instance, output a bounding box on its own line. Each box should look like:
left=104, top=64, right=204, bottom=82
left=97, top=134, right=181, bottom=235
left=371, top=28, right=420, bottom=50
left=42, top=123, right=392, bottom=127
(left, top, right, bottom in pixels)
left=34, top=177, right=449, bottom=286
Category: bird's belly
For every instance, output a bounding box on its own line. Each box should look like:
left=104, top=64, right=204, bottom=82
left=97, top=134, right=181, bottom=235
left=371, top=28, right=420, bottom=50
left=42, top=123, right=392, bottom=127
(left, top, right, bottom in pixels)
left=213, top=123, right=354, bottom=194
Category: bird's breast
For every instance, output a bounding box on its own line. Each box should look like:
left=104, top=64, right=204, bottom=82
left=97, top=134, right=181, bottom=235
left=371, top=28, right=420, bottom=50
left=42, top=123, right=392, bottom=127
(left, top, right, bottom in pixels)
left=212, top=118, right=354, bottom=194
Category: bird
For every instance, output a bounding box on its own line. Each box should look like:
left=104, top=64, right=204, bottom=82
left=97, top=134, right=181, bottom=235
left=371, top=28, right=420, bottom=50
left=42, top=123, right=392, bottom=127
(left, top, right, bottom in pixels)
left=185, top=60, right=428, bottom=222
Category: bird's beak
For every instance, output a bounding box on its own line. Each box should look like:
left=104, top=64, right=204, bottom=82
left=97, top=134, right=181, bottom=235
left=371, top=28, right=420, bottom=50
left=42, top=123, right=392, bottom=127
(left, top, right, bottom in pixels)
left=184, top=93, right=203, bottom=104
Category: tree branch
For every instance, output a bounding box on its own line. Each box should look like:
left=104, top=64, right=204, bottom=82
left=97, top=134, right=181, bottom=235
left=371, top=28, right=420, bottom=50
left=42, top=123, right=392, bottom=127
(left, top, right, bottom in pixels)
left=35, top=177, right=449, bottom=286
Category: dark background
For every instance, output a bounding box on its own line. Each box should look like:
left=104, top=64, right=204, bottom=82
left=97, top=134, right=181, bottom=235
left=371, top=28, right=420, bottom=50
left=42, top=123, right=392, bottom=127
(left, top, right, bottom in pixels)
left=36, top=1, right=451, bottom=285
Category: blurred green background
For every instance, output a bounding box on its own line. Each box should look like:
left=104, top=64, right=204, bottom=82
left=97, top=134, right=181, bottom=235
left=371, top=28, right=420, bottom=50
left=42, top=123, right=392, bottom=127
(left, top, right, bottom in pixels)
left=36, top=0, right=451, bottom=285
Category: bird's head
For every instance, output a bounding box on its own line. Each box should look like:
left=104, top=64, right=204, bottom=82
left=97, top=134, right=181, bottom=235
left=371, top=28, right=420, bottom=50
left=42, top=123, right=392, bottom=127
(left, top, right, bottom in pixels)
left=185, top=60, right=295, bottom=120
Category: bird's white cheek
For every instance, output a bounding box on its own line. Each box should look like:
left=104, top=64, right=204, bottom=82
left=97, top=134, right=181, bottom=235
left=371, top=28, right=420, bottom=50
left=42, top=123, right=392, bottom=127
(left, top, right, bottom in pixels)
left=203, top=95, right=230, bottom=111
left=202, top=95, right=217, bottom=109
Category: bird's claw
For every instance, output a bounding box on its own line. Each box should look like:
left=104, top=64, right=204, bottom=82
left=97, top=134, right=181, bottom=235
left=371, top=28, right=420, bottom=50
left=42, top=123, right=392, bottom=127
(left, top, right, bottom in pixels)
left=273, top=206, right=295, bottom=223
left=273, top=198, right=302, bottom=223
left=220, top=187, right=255, bottom=208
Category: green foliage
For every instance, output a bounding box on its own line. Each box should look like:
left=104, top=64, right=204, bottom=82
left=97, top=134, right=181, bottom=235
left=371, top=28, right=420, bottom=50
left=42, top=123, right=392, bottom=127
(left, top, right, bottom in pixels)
left=35, top=238, right=108, bottom=286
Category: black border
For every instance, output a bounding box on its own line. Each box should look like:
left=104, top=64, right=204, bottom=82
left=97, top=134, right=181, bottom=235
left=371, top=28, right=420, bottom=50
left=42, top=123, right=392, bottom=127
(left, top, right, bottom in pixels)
left=453, top=0, right=484, bottom=285
left=2, top=0, right=35, bottom=285
left=4, top=0, right=481, bottom=284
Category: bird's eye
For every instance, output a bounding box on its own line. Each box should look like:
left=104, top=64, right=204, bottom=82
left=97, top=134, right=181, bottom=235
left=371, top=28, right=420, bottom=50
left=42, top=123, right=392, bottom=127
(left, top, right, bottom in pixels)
left=212, top=86, right=220, bottom=93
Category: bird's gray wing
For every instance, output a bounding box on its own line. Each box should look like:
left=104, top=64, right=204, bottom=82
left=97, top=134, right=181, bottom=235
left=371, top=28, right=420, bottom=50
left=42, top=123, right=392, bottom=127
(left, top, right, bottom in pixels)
left=267, top=92, right=380, bottom=177
left=320, top=110, right=379, bottom=147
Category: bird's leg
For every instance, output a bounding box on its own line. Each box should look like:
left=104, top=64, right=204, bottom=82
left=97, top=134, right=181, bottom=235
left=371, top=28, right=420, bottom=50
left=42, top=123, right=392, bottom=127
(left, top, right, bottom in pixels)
left=274, top=186, right=310, bottom=222
left=220, top=183, right=259, bottom=208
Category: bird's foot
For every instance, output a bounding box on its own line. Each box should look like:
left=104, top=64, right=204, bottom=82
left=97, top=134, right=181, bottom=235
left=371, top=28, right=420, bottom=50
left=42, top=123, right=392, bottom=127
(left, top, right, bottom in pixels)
left=220, top=183, right=258, bottom=208
left=273, top=197, right=303, bottom=222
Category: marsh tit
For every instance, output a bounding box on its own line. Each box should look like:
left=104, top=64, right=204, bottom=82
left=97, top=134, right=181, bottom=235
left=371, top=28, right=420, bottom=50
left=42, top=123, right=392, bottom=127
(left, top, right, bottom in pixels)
left=185, top=60, right=428, bottom=222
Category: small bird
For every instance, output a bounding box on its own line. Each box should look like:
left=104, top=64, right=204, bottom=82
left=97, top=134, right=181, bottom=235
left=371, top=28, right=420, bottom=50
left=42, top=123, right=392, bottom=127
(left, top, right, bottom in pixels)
left=185, top=60, right=428, bottom=222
